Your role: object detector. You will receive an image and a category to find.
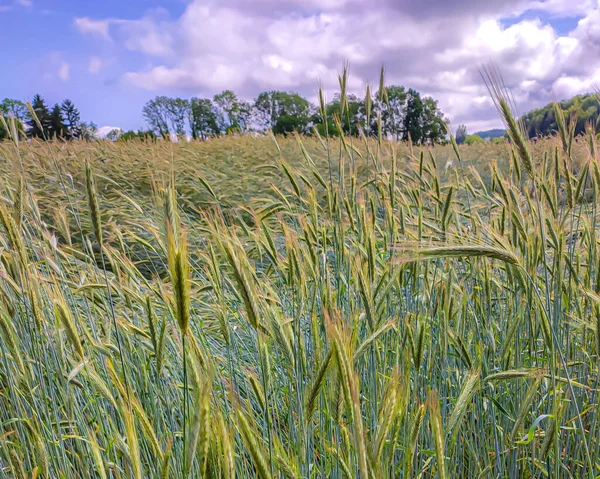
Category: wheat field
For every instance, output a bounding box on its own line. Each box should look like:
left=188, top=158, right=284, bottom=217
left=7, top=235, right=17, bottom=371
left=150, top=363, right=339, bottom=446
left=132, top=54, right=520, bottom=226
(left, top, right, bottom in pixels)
left=0, top=97, right=599, bottom=478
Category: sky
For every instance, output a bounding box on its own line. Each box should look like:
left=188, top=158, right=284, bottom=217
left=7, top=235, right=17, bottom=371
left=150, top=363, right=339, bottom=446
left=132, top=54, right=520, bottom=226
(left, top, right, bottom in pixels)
left=0, top=0, right=598, bottom=136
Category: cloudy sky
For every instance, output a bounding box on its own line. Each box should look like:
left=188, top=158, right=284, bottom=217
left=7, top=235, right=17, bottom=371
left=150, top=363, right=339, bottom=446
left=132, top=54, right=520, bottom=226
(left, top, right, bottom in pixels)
left=1, top=0, right=598, bottom=134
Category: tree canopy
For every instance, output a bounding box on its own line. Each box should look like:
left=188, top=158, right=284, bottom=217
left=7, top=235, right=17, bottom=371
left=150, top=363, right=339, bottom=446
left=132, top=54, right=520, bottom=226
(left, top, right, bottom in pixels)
left=27, top=94, right=52, bottom=139
left=464, top=134, right=485, bottom=145
left=1, top=83, right=451, bottom=144
left=138, top=84, right=448, bottom=143
left=455, top=125, right=467, bottom=145
left=522, top=93, right=599, bottom=139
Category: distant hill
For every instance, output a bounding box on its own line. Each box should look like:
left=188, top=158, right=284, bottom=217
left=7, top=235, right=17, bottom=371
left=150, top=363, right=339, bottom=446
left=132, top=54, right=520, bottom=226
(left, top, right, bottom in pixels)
left=521, top=93, right=599, bottom=139
left=474, top=128, right=506, bottom=140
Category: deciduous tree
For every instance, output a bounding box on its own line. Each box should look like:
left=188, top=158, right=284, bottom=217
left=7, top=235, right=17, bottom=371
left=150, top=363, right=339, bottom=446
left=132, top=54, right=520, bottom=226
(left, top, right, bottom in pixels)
left=190, top=98, right=220, bottom=139
left=455, top=125, right=467, bottom=144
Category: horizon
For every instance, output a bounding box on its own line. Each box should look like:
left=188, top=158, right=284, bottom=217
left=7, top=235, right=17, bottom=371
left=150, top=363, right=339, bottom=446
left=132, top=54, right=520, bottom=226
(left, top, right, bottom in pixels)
left=1, top=0, right=598, bottom=136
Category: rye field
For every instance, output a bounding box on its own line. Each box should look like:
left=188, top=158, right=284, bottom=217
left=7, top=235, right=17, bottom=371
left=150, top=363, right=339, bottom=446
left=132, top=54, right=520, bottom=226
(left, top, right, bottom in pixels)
left=1, top=106, right=600, bottom=478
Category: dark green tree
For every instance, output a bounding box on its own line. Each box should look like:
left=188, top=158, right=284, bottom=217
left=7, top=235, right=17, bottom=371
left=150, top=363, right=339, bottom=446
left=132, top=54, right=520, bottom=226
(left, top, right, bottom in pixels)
left=255, top=91, right=311, bottom=130
left=378, top=86, right=407, bottom=140
left=0, top=98, right=27, bottom=122
left=166, top=98, right=190, bottom=140
left=421, top=97, right=447, bottom=144
left=61, top=99, right=82, bottom=139
left=143, top=96, right=193, bottom=139
left=49, top=103, right=67, bottom=138
left=403, top=89, right=425, bottom=143
left=0, top=98, right=26, bottom=140
left=323, top=93, right=364, bottom=136
left=190, top=98, right=220, bottom=139
left=273, top=115, right=307, bottom=135
left=119, top=130, right=157, bottom=141
left=213, top=90, right=253, bottom=134
left=27, top=94, right=52, bottom=138
left=0, top=116, right=24, bottom=141
left=143, top=97, right=171, bottom=139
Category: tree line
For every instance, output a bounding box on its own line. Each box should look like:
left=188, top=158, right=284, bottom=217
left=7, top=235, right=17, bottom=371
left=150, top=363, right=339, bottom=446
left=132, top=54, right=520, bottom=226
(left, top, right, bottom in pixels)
left=522, top=93, right=599, bottom=139
left=453, top=125, right=506, bottom=145
left=0, top=95, right=100, bottom=141
left=4, top=88, right=599, bottom=144
left=137, top=86, right=449, bottom=144
left=2, top=85, right=449, bottom=144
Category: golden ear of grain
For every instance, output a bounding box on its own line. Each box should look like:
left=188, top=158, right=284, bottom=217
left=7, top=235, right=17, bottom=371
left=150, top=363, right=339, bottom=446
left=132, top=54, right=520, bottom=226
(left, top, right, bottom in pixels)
left=540, top=390, right=566, bottom=460
left=587, top=121, right=598, bottom=163
left=0, top=306, right=26, bottom=376
left=329, top=318, right=369, bottom=479
left=24, top=419, right=49, bottom=478
left=426, top=390, right=447, bottom=479
left=217, top=412, right=236, bottom=479
left=8, top=448, right=26, bottom=479
left=105, top=359, right=163, bottom=460
left=0, top=200, right=27, bottom=267
left=405, top=403, right=426, bottom=478
left=393, top=243, right=519, bottom=265
left=553, top=101, right=569, bottom=154
left=354, top=319, right=394, bottom=363
left=317, top=85, right=328, bottom=136
left=85, top=159, right=103, bottom=248
left=215, top=228, right=261, bottom=330
left=118, top=397, right=142, bottom=479
left=156, top=314, right=167, bottom=375
left=12, top=174, right=24, bottom=228
left=233, top=399, right=272, bottom=479
left=305, top=348, right=333, bottom=420
left=481, top=67, right=534, bottom=178
left=160, top=437, right=174, bottom=479
left=447, top=370, right=480, bottom=441
left=166, top=212, right=190, bottom=336
left=510, top=377, right=542, bottom=441
left=246, top=369, right=266, bottom=411
left=145, top=295, right=158, bottom=352
left=80, top=366, right=117, bottom=408
left=186, top=368, right=214, bottom=476
left=373, top=372, right=403, bottom=466
left=163, top=187, right=179, bottom=242
left=484, top=369, right=541, bottom=381
left=87, top=427, right=108, bottom=479
left=53, top=295, right=84, bottom=360
left=26, top=101, right=44, bottom=134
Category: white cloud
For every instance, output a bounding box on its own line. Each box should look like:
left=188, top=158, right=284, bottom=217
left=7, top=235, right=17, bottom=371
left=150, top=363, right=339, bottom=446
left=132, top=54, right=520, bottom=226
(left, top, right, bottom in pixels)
left=0, top=0, right=33, bottom=11
left=89, top=56, right=103, bottom=73
left=523, top=0, right=597, bottom=17
left=76, top=0, right=600, bottom=131
left=121, top=10, right=174, bottom=57
left=58, top=61, right=70, bottom=81
left=97, top=126, right=121, bottom=138
left=74, top=17, right=111, bottom=41
left=552, top=71, right=600, bottom=98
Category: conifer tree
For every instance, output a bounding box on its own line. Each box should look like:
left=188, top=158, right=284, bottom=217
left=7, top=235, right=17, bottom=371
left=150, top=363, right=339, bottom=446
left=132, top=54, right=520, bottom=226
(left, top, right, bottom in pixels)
left=61, top=99, right=82, bottom=139
left=27, top=94, right=52, bottom=138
